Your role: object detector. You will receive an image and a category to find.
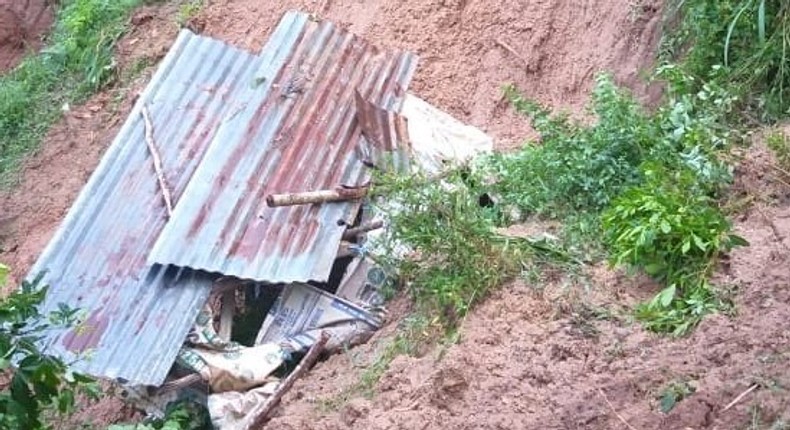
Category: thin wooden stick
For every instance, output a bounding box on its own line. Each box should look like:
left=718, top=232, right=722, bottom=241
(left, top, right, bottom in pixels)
left=141, top=105, right=175, bottom=217
left=246, top=331, right=329, bottom=429
left=495, top=38, right=529, bottom=69
left=598, top=389, right=639, bottom=430
left=722, top=384, right=759, bottom=412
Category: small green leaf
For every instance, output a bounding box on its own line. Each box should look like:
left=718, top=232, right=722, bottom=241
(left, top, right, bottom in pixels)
left=660, top=220, right=672, bottom=234
left=681, top=240, right=691, bottom=254
left=692, top=234, right=707, bottom=251
left=644, top=263, right=663, bottom=276
left=660, top=392, right=677, bottom=413
left=658, top=285, right=677, bottom=308
left=57, top=389, right=75, bottom=414
left=729, top=234, right=749, bottom=247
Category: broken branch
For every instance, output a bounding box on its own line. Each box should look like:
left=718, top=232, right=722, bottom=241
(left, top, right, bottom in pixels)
left=246, top=331, right=330, bottom=429
left=141, top=105, right=175, bottom=217
left=495, top=38, right=529, bottom=69
left=266, top=187, right=368, bottom=207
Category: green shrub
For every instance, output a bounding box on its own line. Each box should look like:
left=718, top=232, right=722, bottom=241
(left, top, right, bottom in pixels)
left=480, top=68, right=741, bottom=335
left=602, top=165, right=747, bottom=334
left=373, top=170, right=529, bottom=324
left=0, top=264, right=98, bottom=429
left=486, top=75, right=653, bottom=218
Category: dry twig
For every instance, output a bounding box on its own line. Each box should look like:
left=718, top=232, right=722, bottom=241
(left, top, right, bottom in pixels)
left=495, top=38, right=529, bottom=69
left=141, top=105, right=175, bottom=217
left=722, top=384, right=759, bottom=412
left=598, top=389, right=639, bottom=430
left=247, top=332, right=330, bottom=429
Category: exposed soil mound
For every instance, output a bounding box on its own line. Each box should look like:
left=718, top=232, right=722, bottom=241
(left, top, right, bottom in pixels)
left=0, top=0, right=52, bottom=72
left=200, top=0, right=664, bottom=149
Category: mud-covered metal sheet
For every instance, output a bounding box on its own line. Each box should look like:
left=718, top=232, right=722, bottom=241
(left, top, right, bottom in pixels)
left=148, top=12, right=418, bottom=283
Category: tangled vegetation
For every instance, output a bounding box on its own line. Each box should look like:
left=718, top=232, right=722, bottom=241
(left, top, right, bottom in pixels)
left=663, top=0, right=790, bottom=121
left=379, top=0, right=790, bottom=336
left=379, top=70, right=746, bottom=336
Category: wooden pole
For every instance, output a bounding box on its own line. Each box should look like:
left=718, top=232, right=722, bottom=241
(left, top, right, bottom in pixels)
left=245, top=332, right=329, bottom=429
left=266, top=188, right=367, bottom=207
left=141, top=106, right=175, bottom=217
left=342, top=220, right=385, bottom=240
left=218, top=289, right=235, bottom=341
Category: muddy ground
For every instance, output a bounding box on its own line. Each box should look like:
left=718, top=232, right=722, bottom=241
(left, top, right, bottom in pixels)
left=1, top=0, right=789, bottom=429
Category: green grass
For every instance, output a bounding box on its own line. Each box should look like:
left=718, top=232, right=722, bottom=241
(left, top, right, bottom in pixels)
left=662, top=0, right=790, bottom=121
left=176, top=0, right=204, bottom=27
left=766, top=130, right=790, bottom=170
left=0, top=0, right=143, bottom=185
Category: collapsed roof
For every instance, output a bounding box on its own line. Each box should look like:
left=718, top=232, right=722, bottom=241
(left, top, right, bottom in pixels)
left=30, top=11, right=417, bottom=386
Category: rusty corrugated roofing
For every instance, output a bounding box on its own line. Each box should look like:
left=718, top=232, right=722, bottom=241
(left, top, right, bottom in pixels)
left=31, top=12, right=417, bottom=385
left=30, top=30, right=266, bottom=385
left=147, top=12, right=418, bottom=283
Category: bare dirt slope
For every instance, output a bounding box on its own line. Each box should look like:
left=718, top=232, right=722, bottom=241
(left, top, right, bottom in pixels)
left=0, top=0, right=52, bottom=71
left=199, top=0, right=663, bottom=148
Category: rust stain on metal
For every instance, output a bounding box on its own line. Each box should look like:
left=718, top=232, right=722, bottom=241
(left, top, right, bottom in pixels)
left=150, top=12, right=418, bottom=283
left=62, top=311, right=110, bottom=354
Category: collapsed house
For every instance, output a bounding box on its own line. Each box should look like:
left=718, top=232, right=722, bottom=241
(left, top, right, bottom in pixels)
left=30, top=10, right=492, bottom=429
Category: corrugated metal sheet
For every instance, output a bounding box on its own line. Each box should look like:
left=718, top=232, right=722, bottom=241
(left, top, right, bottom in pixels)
left=148, top=12, right=418, bottom=283
left=31, top=31, right=270, bottom=386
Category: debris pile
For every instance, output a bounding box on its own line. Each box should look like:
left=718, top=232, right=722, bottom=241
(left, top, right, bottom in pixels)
left=28, top=10, right=491, bottom=429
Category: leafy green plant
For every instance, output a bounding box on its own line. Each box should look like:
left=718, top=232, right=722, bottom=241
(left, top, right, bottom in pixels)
left=603, top=164, right=747, bottom=334
left=0, top=0, right=142, bottom=184
left=0, top=265, right=99, bottom=429
left=492, top=67, right=742, bottom=335
left=603, top=165, right=744, bottom=285
left=373, top=169, right=530, bottom=324
left=657, top=380, right=696, bottom=413
left=108, top=400, right=210, bottom=430
left=486, top=75, right=653, bottom=219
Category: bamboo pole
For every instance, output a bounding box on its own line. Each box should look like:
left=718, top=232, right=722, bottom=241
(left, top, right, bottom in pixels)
left=265, top=188, right=367, bottom=207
